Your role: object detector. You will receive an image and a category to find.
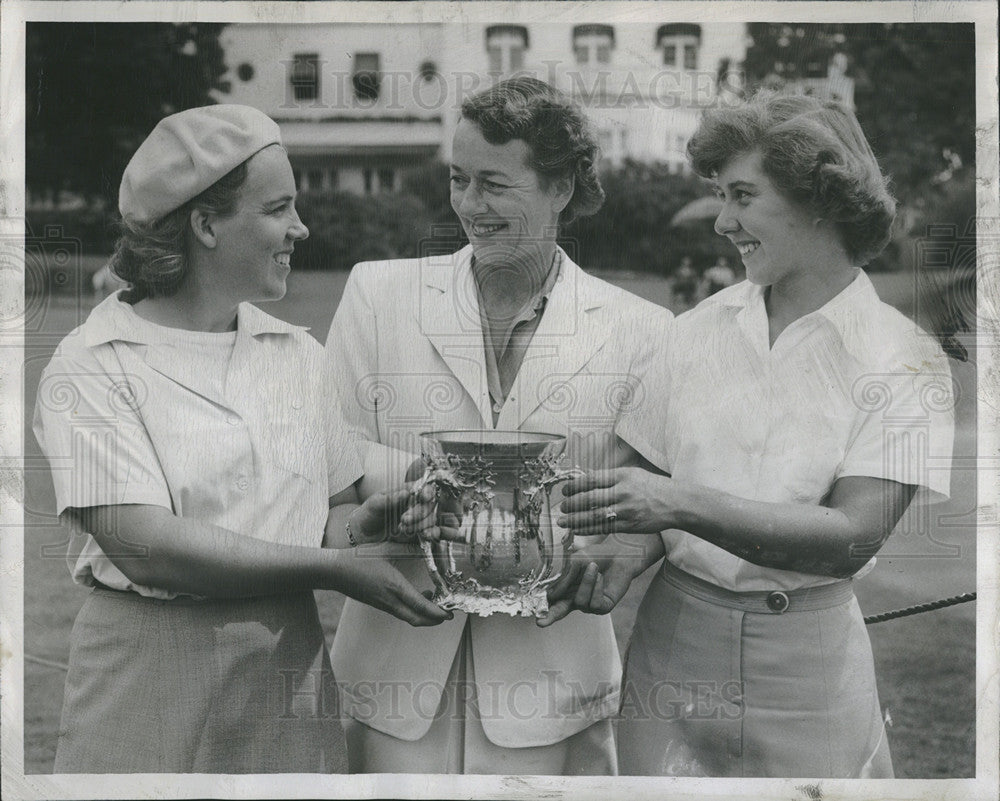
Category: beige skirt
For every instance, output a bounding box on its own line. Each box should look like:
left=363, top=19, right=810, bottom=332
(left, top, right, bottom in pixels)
left=617, top=560, right=892, bottom=778
left=54, top=588, right=347, bottom=773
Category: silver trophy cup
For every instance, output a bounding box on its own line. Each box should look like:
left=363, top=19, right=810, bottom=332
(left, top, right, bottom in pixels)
left=415, top=430, right=581, bottom=617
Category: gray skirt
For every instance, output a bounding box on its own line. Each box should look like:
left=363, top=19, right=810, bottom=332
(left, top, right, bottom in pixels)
left=54, top=588, right=347, bottom=773
left=617, top=560, right=892, bottom=778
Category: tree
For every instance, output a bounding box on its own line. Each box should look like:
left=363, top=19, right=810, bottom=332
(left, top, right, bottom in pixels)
left=742, top=23, right=976, bottom=200
left=567, top=162, right=720, bottom=274
left=26, top=23, right=230, bottom=208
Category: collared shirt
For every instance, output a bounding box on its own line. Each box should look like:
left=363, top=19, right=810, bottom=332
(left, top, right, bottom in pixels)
left=33, top=292, right=362, bottom=599
left=617, top=271, right=954, bottom=592
left=476, top=251, right=561, bottom=426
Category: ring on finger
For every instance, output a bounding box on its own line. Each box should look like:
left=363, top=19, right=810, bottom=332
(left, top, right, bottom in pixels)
left=604, top=508, right=618, bottom=522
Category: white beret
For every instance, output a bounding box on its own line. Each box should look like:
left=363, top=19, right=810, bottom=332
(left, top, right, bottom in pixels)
left=119, top=104, right=281, bottom=224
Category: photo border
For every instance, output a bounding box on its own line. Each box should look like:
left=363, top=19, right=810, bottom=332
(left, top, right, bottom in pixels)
left=2, top=2, right=997, bottom=799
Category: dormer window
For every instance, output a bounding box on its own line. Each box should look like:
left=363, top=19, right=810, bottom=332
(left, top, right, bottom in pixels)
left=486, top=25, right=528, bottom=74
left=657, top=24, right=701, bottom=70
left=573, top=24, right=614, bottom=65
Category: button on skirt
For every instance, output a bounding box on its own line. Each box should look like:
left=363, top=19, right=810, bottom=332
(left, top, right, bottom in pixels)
left=617, top=562, right=892, bottom=778
left=54, top=589, right=346, bottom=773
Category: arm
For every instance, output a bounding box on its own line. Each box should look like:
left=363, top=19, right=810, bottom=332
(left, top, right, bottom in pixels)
left=73, top=504, right=451, bottom=626
left=558, top=468, right=916, bottom=578
left=323, top=482, right=444, bottom=548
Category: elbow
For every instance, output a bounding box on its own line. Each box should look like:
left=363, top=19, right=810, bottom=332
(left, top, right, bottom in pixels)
left=832, top=532, right=889, bottom=578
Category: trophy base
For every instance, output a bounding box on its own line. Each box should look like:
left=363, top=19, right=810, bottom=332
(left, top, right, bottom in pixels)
left=434, top=583, right=550, bottom=618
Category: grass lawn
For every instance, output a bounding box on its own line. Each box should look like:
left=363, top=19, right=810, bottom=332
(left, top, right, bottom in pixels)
left=22, top=267, right=977, bottom=776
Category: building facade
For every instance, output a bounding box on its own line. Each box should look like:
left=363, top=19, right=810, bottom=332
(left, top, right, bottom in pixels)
left=217, top=22, right=749, bottom=194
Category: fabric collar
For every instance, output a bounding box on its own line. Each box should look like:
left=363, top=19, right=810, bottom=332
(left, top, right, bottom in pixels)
left=706, top=270, right=886, bottom=361
left=83, top=290, right=305, bottom=347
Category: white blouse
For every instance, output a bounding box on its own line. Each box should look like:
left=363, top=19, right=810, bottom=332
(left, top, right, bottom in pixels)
left=33, top=293, right=362, bottom=599
left=617, top=271, right=955, bottom=592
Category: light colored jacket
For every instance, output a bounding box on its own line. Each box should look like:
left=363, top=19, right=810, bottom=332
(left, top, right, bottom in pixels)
left=325, top=245, right=671, bottom=746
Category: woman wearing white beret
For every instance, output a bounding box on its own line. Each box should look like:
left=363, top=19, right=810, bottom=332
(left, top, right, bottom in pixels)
left=32, top=104, right=451, bottom=773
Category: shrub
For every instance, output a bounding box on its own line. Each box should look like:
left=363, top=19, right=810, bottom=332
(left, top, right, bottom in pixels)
left=293, top=190, right=433, bottom=271
left=567, top=162, right=731, bottom=275
left=25, top=206, right=117, bottom=254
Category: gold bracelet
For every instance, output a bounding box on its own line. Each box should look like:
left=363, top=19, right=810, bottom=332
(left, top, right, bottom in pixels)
left=345, top=515, right=360, bottom=547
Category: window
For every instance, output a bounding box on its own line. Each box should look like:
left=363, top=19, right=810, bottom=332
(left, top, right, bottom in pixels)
left=290, top=52, right=320, bottom=101
left=657, top=24, right=701, bottom=70
left=296, top=168, right=338, bottom=192
left=377, top=168, right=395, bottom=192
left=363, top=168, right=374, bottom=194
left=486, top=25, right=528, bottom=74
left=573, top=24, right=614, bottom=65
left=353, top=53, right=381, bottom=101
left=684, top=44, right=698, bottom=70
left=419, top=60, right=438, bottom=81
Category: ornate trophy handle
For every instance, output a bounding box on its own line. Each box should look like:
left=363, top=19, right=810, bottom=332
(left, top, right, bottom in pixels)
left=413, top=443, right=582, bottom=617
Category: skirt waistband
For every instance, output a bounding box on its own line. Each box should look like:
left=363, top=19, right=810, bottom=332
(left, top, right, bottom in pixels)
left=659, top=559, right=854, bottom=614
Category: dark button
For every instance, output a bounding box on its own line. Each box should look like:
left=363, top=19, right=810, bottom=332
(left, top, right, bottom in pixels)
left=766, top=591, right=790, bottom=613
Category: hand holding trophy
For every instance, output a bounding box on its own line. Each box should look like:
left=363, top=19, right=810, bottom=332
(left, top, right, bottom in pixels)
left=411, top=430, right=582, bottom=617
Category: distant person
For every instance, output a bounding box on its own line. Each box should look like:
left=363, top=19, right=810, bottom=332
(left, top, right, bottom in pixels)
left=672, top=256, right=698, bottom=306
left=700, top=256, right=736, bottom=299
left=33, top=105, right=450, bottom=774
left=546, top=91, right=954, bottom=777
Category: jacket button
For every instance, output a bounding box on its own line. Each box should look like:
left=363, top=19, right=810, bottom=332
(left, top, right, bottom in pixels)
left=766, top=591, right=790, bottom=613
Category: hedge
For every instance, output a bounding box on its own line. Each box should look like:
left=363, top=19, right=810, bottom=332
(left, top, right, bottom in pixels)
left=27, top=159, right=936, bottom=275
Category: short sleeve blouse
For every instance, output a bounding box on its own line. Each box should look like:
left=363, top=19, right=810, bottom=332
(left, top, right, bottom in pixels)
left=32, top=293, right=363, bottom=599
left=616, top=272, right=955, bottom=592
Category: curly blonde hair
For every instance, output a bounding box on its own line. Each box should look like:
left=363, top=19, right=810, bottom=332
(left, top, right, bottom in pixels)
left=687, top=91, right=896, bottom=266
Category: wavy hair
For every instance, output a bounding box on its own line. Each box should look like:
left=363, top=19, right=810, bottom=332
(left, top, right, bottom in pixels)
left=109, top=160, right=251, bottom=301
left=687, top=91, right=896, bottom=265
left=460, top=76, right=605, bottom=225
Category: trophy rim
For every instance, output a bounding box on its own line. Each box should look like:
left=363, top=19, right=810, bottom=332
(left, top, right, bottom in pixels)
left=419, top=428, right=565, bottom=445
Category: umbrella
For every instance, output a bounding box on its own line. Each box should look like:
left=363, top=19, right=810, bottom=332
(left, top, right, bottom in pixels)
left=670, top=195, right=723, bottom=227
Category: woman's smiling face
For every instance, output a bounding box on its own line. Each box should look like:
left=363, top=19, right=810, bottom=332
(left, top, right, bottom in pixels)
left=713, top=149, right=819, bottom=287
left=449, top=118, right=570, bottom=271
left=207, top=145, right=308, bottom=303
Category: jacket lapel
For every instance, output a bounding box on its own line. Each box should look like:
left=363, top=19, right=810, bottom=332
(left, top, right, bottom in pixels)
left=500, top=256, right=611, bottom=429
left=419, top=247, right=493, bottom=426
